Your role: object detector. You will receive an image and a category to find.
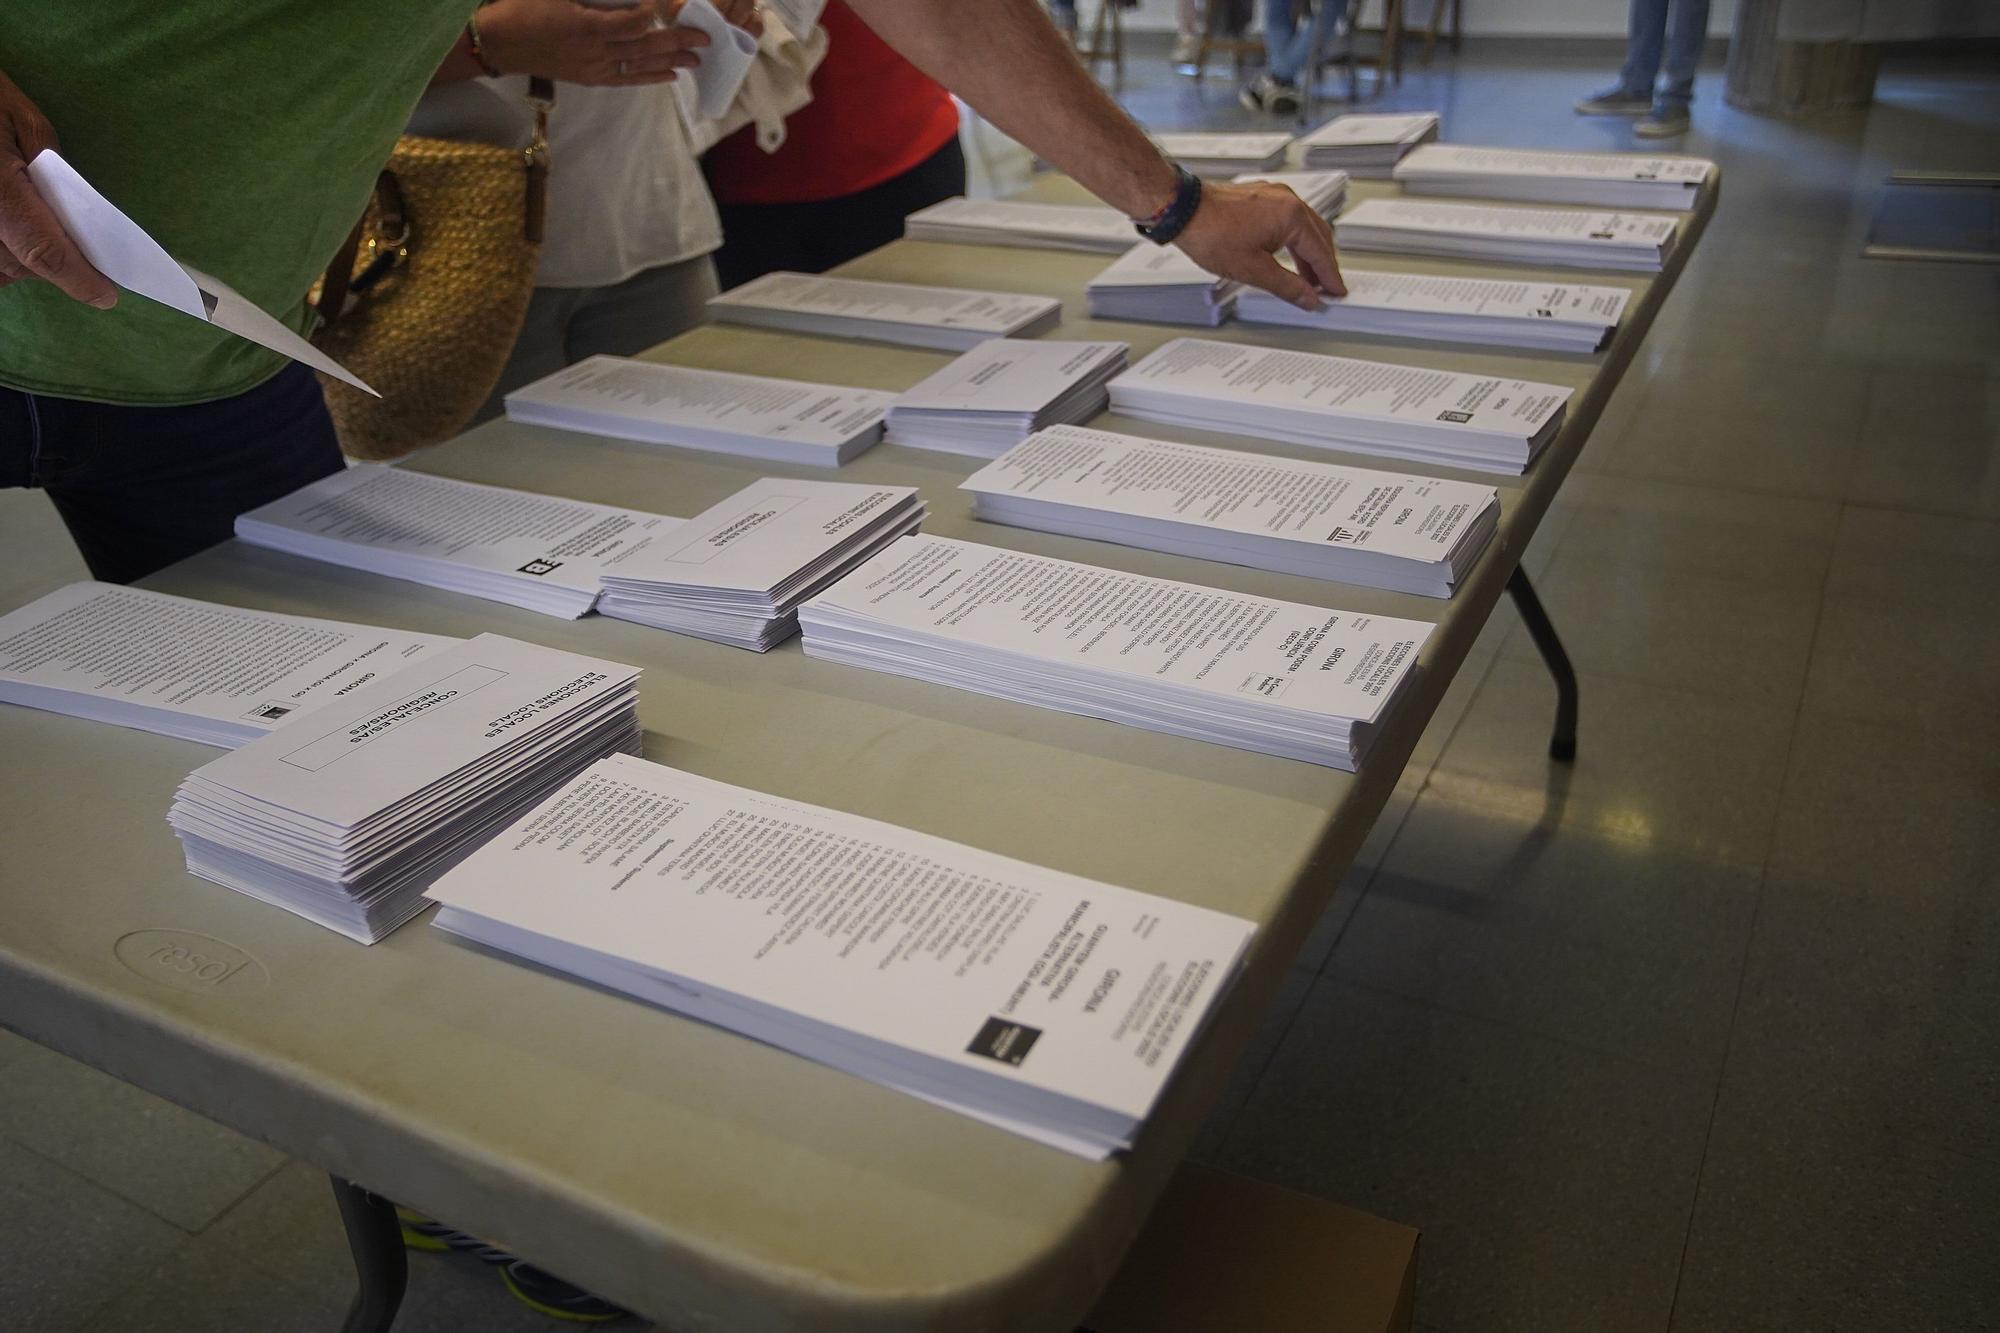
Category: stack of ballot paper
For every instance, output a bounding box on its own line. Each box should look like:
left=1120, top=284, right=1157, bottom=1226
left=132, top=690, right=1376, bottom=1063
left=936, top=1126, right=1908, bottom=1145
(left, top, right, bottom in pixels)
left=1232, top=169, right=1350, bottom=219
left=236, top=465, right=683, bottom=619
left=707, top=272, right=1062, bottom=350
left=1297, top=112, right=1440, bottom=176
left=800, top=535, right=1433, bottom=769
left=596, top=479, right=925, bottom=649
left=902, top=197, right=1136, bottom=253
left=168, top=635, right=641, bottom=943
left=960, top=426, right=1498, bottom=597
left=883, top=339, right=1128, bottom=457
left=503, top=355, right=891, bottom=466
left=1237, top=269, right=1630, bottom=352
left=0, top=583, right=453, bottom=747
left=1086, top=245, right=1239, bottom=327
left=1335, top=198, right=1678, bottom=272
left=1108, top=337, right=1571, bottom=474
left=1152, top=131, right=1292, bottom=175
left=426, top=755, right=1256, bottom=1157
left=1394, top=144, right=1714, bottom=209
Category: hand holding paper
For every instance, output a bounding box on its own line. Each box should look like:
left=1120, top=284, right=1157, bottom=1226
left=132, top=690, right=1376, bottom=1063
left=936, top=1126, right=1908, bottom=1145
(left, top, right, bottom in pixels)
left=0, top=71, right=116, bottom=307
left=24, top=149, right=377, bottom=395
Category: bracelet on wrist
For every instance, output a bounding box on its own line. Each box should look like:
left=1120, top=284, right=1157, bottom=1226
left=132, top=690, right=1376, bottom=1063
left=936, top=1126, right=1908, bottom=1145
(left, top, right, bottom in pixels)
left=1133, top=164, right=1203, bottom=247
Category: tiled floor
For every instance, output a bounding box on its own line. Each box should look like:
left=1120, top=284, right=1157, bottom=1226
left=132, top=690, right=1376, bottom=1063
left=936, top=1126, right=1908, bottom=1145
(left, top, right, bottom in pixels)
left=3, top=38, right=1997, bottom=1333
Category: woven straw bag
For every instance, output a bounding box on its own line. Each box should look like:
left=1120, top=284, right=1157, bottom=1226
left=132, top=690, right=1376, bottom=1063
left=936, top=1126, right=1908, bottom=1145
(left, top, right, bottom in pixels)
left=312, top=80, right=552, bottom=461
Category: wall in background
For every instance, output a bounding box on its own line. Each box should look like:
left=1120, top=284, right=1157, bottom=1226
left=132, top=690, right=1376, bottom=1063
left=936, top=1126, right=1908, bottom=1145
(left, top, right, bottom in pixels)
left=1110, top=0, right=1738, bottom=37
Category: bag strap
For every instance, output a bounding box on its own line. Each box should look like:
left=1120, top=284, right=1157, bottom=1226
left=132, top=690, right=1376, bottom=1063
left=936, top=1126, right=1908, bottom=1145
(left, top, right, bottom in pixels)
left=524, top=75, right=554, bottom=245
left=316, top=205, right=367, bottom=329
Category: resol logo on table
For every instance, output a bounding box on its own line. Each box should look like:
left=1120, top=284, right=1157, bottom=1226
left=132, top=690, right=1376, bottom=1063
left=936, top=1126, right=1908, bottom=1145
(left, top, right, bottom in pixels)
left=518, top=558, right=564, bottom=577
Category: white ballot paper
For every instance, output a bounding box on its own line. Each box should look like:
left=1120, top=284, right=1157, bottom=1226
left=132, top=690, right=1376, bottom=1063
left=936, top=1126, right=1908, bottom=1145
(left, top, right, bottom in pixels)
left=670, top=0, right=759, bottom=119
left=1297, top=112, right=1440, bottom=175
left=1394, top=144, right=1713, bottom=210
left=0, top=583, right=453, bottom=747
left=1230, top=169, right=1349, bottom=219
left=960, top=425, right=1498, bottom=597
left=597, top=478, right=926, bottom=649
left=1085, top=245, right=1240, bottom=328
left=27, top=150, right=376, bottom=395
left=883, top=339, right=1128, bottom=456
left=1237, top=269, right=1630, bottom=353
left=799, top=535, right=1435, bottom=769
left=1108, top=337, right=1571, bottom=474
left=1336, top=198, right=1678, bottom=272
left=761, top=0, right=826, bottom=37
left=235, top=465, right=684, bottom=618
left=503, top=355, right=890, bottom=466
left=902, top=197, right=1137, bottom=254
left=169, top=634, right=642, bottom=943
left=707, top=272, right=1062, bottom=351
left=1152, top=131, right=1292, bottom=175
left=426, top=754, right=1256, bottom=1157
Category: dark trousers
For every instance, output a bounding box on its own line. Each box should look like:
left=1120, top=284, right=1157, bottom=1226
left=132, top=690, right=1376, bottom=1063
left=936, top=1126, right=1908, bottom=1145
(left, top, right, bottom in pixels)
left=709, top=137, right=969, bottom=290
left=0, top=362, right=343, bottom=585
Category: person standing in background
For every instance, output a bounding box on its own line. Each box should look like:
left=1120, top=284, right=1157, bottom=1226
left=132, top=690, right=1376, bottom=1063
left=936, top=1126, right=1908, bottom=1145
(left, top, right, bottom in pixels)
left=1238, top=0, right=1344, bottom=117
left=1573, top=0, right=1712, bottom=137
left=703, top=0, right=963, bottom=288
left=413, top=0, right=763, bottom=421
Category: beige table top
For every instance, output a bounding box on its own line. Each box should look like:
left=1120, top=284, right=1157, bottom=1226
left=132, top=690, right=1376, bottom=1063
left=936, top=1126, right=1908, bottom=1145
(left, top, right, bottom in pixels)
left=0, top=172, right=1714, bottom=1331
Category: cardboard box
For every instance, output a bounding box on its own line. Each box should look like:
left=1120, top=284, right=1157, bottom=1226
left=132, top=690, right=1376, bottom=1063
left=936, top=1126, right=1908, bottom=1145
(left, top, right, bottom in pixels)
left=1081, top=1164, right=1419, bottom=1333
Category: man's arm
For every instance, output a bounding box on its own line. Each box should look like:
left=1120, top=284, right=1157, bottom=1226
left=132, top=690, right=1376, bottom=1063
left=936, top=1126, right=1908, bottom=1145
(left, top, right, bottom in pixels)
left=843, top=0, right=1344, bottom=307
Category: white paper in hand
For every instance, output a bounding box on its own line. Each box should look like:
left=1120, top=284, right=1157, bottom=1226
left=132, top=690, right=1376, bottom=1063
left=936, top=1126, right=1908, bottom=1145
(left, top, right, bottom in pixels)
left=677, top=0, right=759, bottom=120
left=26, top=150, right=378, bottom=396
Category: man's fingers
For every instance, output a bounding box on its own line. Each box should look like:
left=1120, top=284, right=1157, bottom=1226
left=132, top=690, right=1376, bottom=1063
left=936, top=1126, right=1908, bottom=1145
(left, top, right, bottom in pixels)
left=1283, top=205, right=1344, bottom=297
left=0, top=161, right=116, bottom=308
left=1237, top=249, right=1321, bottom=311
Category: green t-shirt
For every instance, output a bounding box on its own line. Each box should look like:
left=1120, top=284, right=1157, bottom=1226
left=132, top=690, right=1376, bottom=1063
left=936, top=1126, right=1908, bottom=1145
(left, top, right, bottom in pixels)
left=0, top=2, right=471, bottom=406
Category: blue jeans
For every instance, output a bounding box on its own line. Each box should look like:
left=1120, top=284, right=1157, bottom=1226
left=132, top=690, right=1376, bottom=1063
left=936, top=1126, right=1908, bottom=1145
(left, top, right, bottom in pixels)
left=1618, top=0, right=1712, bottom=110
left=1262, top=0, right=1338, bottom=85
left=0, top=362, right=344, bottom=584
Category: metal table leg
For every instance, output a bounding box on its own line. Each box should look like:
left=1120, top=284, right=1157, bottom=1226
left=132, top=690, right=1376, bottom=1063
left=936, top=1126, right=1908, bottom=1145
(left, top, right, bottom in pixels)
left=1506, top=568, right=1579, bottom=762
left=331, top=1176, right=408, bottom=1333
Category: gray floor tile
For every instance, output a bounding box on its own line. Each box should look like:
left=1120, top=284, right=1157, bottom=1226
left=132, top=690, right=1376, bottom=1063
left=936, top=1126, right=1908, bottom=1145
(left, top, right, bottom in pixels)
left=0, top=1137, right=185, bottom=1331
left=0, top=1025, right=40, bottom=1072
left=1629, top=342, right=1875, bottom=433
left=1188, top=967, right=1314, bottom=1162
left=0, top=490, right=92, bottom=609
left=0, top=1045, right=285, bottom=1232
left=394, top=1248, right=594, bottom=1333
left=1847, top=371, right=2000, bottom=520
left=1428, top=658, right=1795, bottom=871
left=1501, top=475, right=1836, bottom=702
left=1802, top=505, right=2000, bottom=737
left=1331, top=794, right=1760, bottom=1078
left=1724, top=715, right=2000, bottom=1165
left=1217, top=980, right=1712, bottom=1333
left=1586, top=381, right=1863, bottom=501
left=208, top=1158, right=619, bottom=1331
left=1845, top=269, right=2000, bottom=380
left=1670, top=1087, right=2000, bottom=1333
left=202, top=1160, right=359, bottom=1295
left=77, top=1233, right=346, bottom=1333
